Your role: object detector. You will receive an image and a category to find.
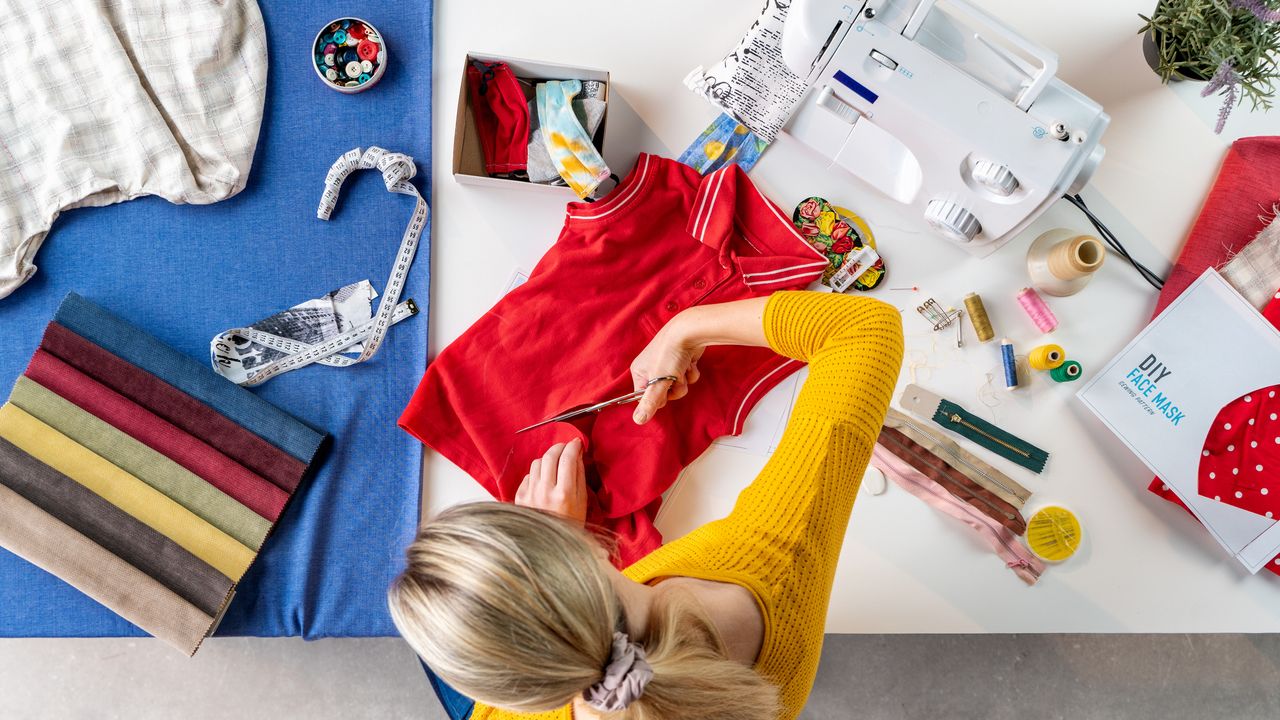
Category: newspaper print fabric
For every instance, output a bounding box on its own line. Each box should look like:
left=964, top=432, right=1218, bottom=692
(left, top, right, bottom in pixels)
left=684, top=0, right=812, bottom=143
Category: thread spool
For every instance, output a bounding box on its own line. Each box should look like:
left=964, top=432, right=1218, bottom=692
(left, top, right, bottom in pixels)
left=963, top=293, right=995, bottom=343
left=1016, top=287, right=1058, bottom=333
left=1027, top=229, right=1107, bottom=297
left=1050, top=360, right=1082, bottom=383
left=1028, top=344, right=1066, bottom=371
left=1025, top=506, right=1083, bottom=562
left=1000, top=339, right=1019, bottom=390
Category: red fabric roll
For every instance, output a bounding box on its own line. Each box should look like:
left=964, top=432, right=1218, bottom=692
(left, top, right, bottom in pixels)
left=24, top=350, right=287, bottom=522
left=40, top=322, right=306, bottom=493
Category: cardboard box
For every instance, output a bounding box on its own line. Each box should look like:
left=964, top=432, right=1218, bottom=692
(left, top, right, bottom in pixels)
left=453, top=52, right=610, bottom=194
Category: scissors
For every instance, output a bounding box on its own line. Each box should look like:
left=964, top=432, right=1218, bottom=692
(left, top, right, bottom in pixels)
left=516, top=376, right=680, bottom=434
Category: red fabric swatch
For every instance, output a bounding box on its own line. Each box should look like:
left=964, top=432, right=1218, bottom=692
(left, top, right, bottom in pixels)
left=40, top=323, right=306, bottom=493
left=24, top=350, right=287, bottom=521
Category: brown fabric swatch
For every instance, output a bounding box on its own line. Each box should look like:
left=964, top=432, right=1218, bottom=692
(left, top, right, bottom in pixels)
left=878, top=424, right=1027, bottom=535
left=41, top=322, right=307, bottom=492
left=0, top=436, right=234, bottom=617
left=0, top=482, right=215, bottom=656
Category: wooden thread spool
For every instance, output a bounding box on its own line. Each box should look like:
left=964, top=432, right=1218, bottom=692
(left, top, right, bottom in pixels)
left=1027, top=229, right=1107, bottom=297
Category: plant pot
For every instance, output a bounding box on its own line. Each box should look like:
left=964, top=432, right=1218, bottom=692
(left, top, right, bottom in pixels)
left=1142, top=28, right=1211, bottom=81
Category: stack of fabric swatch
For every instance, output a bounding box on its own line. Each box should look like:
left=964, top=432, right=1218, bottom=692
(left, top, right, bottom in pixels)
left=0, top=293, right=325, bottom=655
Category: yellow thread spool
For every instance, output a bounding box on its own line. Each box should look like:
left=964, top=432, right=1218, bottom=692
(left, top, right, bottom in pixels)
left=1025, top=506, right=1082, bottom=563
left=1028, top=344, right=1066, bottom=371
left=963, top=293, right=995, bottom=343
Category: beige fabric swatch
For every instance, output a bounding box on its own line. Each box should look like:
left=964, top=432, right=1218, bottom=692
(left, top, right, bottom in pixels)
left=0, top=482, right=215, bottom=655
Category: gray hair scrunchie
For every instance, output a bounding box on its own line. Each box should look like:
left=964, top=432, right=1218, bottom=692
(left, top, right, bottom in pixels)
left=582, top=631, right=654, bottom=712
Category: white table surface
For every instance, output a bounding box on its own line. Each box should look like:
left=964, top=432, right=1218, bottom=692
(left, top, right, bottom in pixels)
left=425, top=0, right=1280, bottom=632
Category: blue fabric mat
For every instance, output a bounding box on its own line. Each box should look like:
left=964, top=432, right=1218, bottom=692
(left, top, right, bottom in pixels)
left=0, top=1, right=432, bottom=639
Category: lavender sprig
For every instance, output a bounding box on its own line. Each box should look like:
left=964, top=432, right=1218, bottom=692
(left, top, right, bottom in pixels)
left=1230, top=0, right=1280, bottom=23
left=1201, top=60, right=1242, bottom=133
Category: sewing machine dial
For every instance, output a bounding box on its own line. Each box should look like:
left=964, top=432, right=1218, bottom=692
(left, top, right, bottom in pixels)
left=925, top=199, right=981, bottom=244
left=972, top=160, right=1019, bottom=197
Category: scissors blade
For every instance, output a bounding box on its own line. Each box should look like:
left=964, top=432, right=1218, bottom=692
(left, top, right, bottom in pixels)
left=516, top=389, right=648, bottom=434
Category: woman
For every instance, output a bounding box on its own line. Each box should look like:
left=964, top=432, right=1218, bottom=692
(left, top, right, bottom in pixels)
left=390, top=291, right=904, bottom=719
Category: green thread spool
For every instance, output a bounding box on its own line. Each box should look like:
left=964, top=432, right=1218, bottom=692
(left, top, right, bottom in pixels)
left=1050, top=360, right=1082, bottom=383
left=1029, top=344, right=1066, bottom=371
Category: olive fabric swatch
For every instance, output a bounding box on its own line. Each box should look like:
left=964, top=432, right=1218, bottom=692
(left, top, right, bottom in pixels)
left=0, top=482, right=216, bottom=656
left=8, top=376, right=271, bottom=550
left=54, top=292, right=325, bottom=464
left=24, top=349, right=289, bottom=522
left=0, top=435, right=234, bottom=616
left=41, top=322, right=308, bottom=493
left=0, top=403, right=255, bottom=580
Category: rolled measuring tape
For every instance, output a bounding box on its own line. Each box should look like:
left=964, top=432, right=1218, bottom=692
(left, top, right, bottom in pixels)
left=1025, top=505, right=1083, bottom=563
left=1028, top=344, right=1066, bottom=371
left=314, top=18, right=387, bottom=93
left=1050, top=360, right=1083, bottom=383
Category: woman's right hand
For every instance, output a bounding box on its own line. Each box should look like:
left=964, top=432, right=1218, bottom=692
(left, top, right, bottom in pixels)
left=629, top=313, right=704, bottom=425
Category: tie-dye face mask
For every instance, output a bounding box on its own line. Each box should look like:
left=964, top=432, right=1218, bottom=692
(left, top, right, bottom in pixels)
left=678, top=113, right=769, bottom=175
left=536, top=80, right=611, bottom=199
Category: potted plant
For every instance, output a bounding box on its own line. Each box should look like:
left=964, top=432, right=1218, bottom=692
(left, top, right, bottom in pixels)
left=1140, top=0, right=1280, bottom=132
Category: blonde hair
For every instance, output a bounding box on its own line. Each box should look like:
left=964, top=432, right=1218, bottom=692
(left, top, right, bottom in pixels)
left=388, top=503, right=780, bottom=719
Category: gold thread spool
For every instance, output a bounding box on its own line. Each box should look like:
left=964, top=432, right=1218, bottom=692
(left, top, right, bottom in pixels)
left=1028, top=344, right=1066, bottom=371
left=963, top=293, right=994, bottom=343
left=1025, top=506, right=1083, bottom=563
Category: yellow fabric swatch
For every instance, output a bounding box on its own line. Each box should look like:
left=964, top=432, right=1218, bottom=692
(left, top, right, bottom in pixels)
left=0, top=403, right=255, bottom=580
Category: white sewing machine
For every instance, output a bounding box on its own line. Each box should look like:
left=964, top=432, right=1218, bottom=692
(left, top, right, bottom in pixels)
left=781, top=0, right=1109, bottom=256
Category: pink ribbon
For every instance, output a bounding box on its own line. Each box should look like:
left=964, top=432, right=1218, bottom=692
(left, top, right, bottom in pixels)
left=872, top=443, right=1044, bottom=585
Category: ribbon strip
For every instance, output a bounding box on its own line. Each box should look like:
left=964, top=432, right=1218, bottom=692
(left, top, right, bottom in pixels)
left=871, top=444, right=1044, bottom=586
left=212, top=147, right=427, bottom=386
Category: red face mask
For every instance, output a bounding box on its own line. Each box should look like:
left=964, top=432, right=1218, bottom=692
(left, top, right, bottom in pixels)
left=466, top=60, right=529, bottom=178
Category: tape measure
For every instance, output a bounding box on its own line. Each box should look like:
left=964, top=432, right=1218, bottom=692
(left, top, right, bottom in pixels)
left=211, top=147, right=427, bottom=386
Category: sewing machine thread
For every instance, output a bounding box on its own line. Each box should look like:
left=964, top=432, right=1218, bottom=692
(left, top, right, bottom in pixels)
left=1000, top=339, right=1019, bottom=390
left=963, top=292, right=995, bottom=343
left=1028, top=344, right=1066, bottom=371
left=1050, top=360, right=1083, bottom=383
left=1017, top=287, right=1058, bottom=333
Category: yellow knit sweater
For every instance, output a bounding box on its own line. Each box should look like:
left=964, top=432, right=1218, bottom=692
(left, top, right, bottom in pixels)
left=472, top=292, right=905, bottom=720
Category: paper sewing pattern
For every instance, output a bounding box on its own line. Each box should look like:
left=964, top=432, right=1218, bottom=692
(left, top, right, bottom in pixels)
left=684, top=0, right=811, bottom=143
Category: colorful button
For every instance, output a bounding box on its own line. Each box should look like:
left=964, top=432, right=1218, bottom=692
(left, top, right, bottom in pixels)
left=358, top=73, right=371, bottom=83
left=340, top=19, right=351, bottom=29
left=665, top=301, right=678, bottom=312
left=345, top=61, right=362, bottom=78
left=324, top=53, right=335, bottom=67
left=360, top=60, right=373, bottom=73
left=323, top=42, right=336, bottom=54
left=325, top=68, right=338, bottom=81
left=333, top=30, right=347, bottom=44
left=349, top=24, right=367, bottom=40
left=357, top=40, right=379, bottom=62
left=346, top=35, right=359, bottom=47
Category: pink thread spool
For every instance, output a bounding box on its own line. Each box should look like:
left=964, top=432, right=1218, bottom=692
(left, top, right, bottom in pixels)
left=1017, top=287, right=1058, bottom=333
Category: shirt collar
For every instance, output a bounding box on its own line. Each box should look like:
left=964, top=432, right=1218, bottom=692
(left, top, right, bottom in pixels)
left=685, top=164, right=828, bottom=288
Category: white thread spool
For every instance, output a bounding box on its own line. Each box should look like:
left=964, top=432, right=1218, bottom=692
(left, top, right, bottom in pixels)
left=1026, top=228, right=1106, bottom=297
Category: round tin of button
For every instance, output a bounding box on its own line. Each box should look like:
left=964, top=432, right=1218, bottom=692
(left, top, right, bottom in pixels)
left=312, top=17, right=388, bottom=94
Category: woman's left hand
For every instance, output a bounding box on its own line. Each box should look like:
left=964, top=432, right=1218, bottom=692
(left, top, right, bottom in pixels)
left=514, top=438, right=587, bottom=524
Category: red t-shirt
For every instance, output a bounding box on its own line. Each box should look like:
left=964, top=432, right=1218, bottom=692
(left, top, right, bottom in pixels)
left=400, top=154, right=828, bottom=563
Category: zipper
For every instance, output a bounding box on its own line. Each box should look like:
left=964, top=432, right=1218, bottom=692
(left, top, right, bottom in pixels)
left=894, top=417, right=1022, bottom=499
left=880, top=432, right=1016, bottom=522
left=946, top=413, right=1031, bottom=458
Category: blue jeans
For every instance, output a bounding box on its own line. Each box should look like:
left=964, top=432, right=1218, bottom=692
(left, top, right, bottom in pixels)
left=420, top=660, right=475, bottom=720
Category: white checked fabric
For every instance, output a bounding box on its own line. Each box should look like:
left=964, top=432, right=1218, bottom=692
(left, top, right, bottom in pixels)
left=0, top=0, right=268, bottom=299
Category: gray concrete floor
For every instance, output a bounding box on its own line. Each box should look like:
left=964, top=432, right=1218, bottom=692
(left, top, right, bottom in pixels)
left=2, top=635, right=1278, bottom=719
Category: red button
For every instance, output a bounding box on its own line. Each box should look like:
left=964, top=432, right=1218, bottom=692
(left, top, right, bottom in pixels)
left=693, top=278, right=707, bottom=289
left=665, top=301, right=678, bottom=312
left=357, top=40, right=379, bottom=61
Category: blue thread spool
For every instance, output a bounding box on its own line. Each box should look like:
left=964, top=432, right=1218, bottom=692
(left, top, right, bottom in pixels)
left=1001, top=338, right=1019, bottom=390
